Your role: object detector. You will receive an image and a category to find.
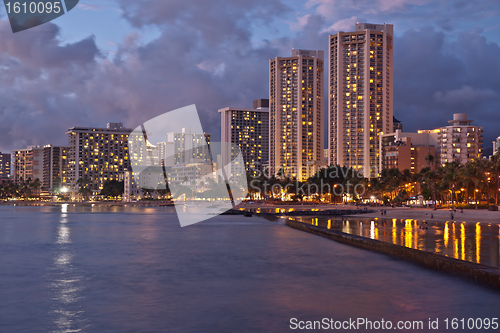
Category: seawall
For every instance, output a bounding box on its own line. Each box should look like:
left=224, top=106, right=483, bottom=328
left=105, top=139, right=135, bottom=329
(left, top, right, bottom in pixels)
left=286, top=219, right=500, bottom=292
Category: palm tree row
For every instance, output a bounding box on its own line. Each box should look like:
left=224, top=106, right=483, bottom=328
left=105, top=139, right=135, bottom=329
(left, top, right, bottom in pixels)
left=0, top=177, right=41, bottom=199
left=370, top=154, right=500, bottom=209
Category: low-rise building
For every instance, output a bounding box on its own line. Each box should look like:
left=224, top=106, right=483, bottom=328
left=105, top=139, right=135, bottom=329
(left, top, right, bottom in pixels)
left=12, top=145, right=44, bottom=183
left=379, top=130, right=438, bottom=173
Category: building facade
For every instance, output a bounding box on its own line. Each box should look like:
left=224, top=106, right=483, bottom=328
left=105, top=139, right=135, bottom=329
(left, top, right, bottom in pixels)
left=493, top=136, right=500, bottom=156
left=270, top=49, right=324, bottom=181
left=219, top=99, right=269, bottom=175
left=382, top=137, right=436, bottom=173
left=42, top=145, right=65, bottom=192
left=0, top=152, right=11, bottom=179
left=12, top=146, right=44, bottom=184
left=437, top=113, right=483, bottom=165
left=64, top=123, right=132, bottom=191
left=157, top=128, right=211, bottom=167
left=379, top=130, right=439, bottom=173
left=329, top=23, right=394, bottom=177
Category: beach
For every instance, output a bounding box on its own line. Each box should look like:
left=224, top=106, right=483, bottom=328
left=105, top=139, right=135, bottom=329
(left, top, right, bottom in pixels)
left=240, top=202, right=500, bottom=224
left=348, top=207, right=500, bottom=224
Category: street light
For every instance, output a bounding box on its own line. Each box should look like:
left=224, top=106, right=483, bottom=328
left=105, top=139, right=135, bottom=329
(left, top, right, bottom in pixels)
left=61, top=187, right=68, bottom=193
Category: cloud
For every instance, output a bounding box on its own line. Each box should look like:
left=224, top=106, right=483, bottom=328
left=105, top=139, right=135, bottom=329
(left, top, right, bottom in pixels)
left=322, top=16, right=360, bottom=33
left=0, top=0, right=292, bottom=152
left=0, top=0, right=500, bottom=157
left=393, top=26, right=500, bottom=143
left=288, top=14, right=311, bottom=31
left=434, top=86, right=499, bottom=106
left=78, top=4, right=105, bottom=11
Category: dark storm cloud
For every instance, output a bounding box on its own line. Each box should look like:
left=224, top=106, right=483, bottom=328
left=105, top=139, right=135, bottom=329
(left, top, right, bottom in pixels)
left=0, top=0, right=293, bottom=152
left=0, top=0, right=499, bottom=154
left=393, top=26, right=500, bottom=143
left=0, top=21, right=102, bottom=151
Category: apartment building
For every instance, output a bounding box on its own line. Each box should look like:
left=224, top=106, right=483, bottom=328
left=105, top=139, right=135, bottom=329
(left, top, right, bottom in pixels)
left=270, top=49, right=324, bottom=180
left=42, top=145, right=66, bottom=191
left=379, top=130, right=438, bottom=173
left=0, top=152, right=11, bottom=179
left=219, top=99, right=269, bottom=175
left=437, top=113, right=483, bottom=165
left=64, top=123, right=131, bottom=191
left=12, top=145, right=44, bottom=183
left=329, top=23, right=393, bottom=177
left=157, top=128, right=211, bottom=167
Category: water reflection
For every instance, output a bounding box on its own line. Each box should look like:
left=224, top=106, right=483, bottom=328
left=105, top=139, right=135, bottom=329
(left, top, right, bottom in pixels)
left=50, top=212, right=87, bottom=333
left=294, top=216, right=500, bottom=268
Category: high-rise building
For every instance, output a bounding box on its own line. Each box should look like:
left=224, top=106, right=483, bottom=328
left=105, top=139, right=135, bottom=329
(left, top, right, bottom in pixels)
left=219, top=99, right=269, bottom=175
left=156, top=128, right=211, bottom=167
left=64, top=123, right=132, bottom=191
left=12, top=146, right=44, bottom=183
left=0, top=152, right=11, bottom=179
left=270, top=49, right=324, bottom=180
left=436, top=113, right=482, bottom=165
left=329, top=23, right=394, bottom=177
left=42, top=145, right=66, bottom=192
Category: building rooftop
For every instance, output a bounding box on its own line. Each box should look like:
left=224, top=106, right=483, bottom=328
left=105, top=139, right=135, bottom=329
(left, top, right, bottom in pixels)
left=448, top=113, right=473, bottom=126
left=66, top=123, right=133, bottom=134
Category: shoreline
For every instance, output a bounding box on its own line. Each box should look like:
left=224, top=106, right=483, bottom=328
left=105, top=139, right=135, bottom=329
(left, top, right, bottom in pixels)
left=2, top=201, right=499, bottom=224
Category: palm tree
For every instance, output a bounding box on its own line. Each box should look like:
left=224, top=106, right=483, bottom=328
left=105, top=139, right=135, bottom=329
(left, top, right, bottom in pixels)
left=441, top=162, right=462, bottom=208
left=424, top=154, right=437, bottom=209
left=491, top=153, right=500, bottom=205
left=31, top=178, right=41, bottom=197
left=464, top=159, right=484, bottom=210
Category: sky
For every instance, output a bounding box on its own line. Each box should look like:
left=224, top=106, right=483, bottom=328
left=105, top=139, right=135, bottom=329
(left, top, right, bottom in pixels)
left=0, top=0, right=499, bottom=153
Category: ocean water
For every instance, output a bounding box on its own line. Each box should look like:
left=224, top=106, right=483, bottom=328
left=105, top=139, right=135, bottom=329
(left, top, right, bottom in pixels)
left=0, top=205, right=499, bottom=333
left=293, top=216, right=500, bottom=268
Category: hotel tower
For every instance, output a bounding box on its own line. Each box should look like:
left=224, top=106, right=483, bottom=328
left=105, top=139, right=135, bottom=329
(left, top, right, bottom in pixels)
left=269, top=49, right=324, bottom=181
left=329, top=23, right=393, bottom=177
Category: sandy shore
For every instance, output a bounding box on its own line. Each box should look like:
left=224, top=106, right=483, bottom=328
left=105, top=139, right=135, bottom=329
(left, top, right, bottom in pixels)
left=239, top=202, right=360, bottom=210
left=239, top=202, right=500, bottom=224
left=348, top=207, right=500, bottom=224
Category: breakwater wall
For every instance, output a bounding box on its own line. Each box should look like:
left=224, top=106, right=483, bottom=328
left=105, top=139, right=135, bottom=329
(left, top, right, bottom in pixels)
left=286, top=219, right=500, bottom=292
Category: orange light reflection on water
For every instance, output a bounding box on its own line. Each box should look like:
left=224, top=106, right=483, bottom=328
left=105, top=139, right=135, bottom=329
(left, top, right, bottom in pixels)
left=444, top=222, right=449, bottom=248
left=460, top=223, right=466, bottom=261
left=476, top=222, right=481, bottom=264
left=404, top=219, right=413, bottom=248
left=392, top=219, right=397, bottom=245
